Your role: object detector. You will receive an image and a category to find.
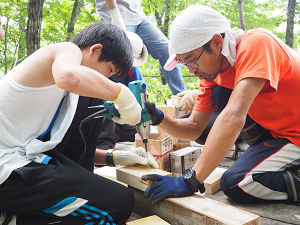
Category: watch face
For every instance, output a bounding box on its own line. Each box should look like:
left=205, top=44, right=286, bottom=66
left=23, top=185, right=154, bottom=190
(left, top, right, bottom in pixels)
left=183, top=168, right=194, bottom=180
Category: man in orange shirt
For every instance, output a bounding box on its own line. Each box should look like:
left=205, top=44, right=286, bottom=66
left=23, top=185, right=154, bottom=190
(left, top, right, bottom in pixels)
left=143, top=4, right=300, bottom=204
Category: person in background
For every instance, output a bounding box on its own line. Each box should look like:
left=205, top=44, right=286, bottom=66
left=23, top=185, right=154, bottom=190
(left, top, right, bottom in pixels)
left=0, top=17, right=4, bottom=40
left=95, top=0, right=187, bottom=95
left=142, top=4, right=300, bottom=205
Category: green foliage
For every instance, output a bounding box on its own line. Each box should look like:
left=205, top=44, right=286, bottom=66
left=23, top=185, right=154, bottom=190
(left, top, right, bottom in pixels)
left=140, top=55, right=198, bottom=104
left=0, top=0, right=27, bottom=73
left=1, top=0, right=299, bottom=92
left=0, top=0, right=99, bottom=74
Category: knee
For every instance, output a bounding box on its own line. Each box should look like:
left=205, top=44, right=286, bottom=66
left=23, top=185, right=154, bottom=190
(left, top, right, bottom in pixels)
left=220, top=169, right=245, bottom=203
left=220, top=169, right=237, bottom=193
left=221, top=169, right=267, bottom=204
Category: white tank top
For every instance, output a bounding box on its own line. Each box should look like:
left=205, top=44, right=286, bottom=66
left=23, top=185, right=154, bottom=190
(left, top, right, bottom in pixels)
left=0, top=71, right=78, bottom=184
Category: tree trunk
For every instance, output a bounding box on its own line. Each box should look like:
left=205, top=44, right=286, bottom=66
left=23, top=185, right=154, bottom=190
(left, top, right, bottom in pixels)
left=238, top=0, right=246, bottom=30
left=66, top=0, right=84, bottom=41
left=286, top=0, right=296, bottom=48
left=26, top=0, right=44, bottom=56
left=161, top=0, right=170, bottom=37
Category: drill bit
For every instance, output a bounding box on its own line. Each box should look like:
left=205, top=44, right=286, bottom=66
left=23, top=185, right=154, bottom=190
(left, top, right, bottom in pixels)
left=143, top=140, right=150, bottom=168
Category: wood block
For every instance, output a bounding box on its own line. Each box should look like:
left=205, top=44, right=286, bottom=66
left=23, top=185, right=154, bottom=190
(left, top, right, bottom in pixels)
left=131, top=187, right=260, bottom=225
left=127, top=215, right=170, bottom=225
left=116, top=165, right=171, bottom=191
left=204, top=167, right=227, bottom=195
left=157, top=105, right=178, bottom=118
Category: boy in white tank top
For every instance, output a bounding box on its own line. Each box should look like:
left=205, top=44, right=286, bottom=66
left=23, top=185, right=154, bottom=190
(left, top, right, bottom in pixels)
left=0, top=22, right=157, bottom=225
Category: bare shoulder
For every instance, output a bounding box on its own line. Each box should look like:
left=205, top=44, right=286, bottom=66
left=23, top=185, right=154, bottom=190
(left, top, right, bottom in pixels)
left=51, top=42, right=81, bottom=56
left=42, top=42, right=82, bottom=60
left=12, top=42, right=82, bottom=87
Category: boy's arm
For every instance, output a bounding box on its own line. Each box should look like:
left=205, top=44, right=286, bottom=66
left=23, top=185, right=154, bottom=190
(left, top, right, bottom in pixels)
left=52, top=42, right=120, bottom=101
left=52, top=42, right=141, bottom=125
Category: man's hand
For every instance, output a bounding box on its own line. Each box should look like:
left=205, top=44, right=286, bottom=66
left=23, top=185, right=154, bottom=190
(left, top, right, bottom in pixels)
left=109, top=8, right=126, bottom=31
left=113, top=147, right=159, bottom=168
left=112, top=84, right=141, bottom=126
left=145, top=101, right=164, bottom=126
left=141, top=175, right=197, bottom=204
left=176, top=90, right=198, bottom=111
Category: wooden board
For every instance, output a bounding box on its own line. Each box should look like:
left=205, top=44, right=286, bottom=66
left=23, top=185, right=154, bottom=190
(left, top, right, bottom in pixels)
left=131, top=187, right=260, bottom=225
left=204, top=167, right=227, bottom=195
left=95, top=166, right=260, bottom=225
left=115, top=164, right=225, bottom=195
left=116, top=165, right=171, bottom=191
left=127, top=215, right=170, bottom=225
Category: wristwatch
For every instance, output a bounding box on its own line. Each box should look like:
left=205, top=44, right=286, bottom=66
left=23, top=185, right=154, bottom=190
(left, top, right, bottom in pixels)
left=183, top=168, right=205, bottom=193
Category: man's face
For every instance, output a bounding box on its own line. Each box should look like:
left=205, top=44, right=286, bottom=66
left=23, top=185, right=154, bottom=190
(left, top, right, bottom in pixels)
left=176, top=44, right=225, bottom=82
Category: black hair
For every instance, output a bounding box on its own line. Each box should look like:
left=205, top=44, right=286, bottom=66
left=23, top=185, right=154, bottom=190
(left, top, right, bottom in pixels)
left=70, top=21, right=133, bottom=78
left=203, top=32, right=225, bottom=53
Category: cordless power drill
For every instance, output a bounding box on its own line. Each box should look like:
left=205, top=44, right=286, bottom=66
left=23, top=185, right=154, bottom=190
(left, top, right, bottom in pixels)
left=128, top=80, right=151, bottom=157
left=80, top=81, right=151, bottom=164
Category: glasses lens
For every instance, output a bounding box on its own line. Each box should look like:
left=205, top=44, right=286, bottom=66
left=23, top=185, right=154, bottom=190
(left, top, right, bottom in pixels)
left=185, top=63, right=198, bottom=68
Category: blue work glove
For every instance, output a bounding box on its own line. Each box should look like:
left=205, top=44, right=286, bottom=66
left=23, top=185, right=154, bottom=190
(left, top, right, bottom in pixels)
left=141, top=174, right=197, bottom=204
left=145, top=101, right=164, bottom=126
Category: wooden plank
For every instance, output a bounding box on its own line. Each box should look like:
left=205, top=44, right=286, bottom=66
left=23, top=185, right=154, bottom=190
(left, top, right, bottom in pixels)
left=127, top=215, right=170, bottom=225
left=115, top=164, right=225, bottom=195
left=131, top=187, right=260, bottom=225
left=116, top=165, right=171, bottom=191
left=96, top=166, right=260, bottom=225
left=204, top=167, right=227, bottom=195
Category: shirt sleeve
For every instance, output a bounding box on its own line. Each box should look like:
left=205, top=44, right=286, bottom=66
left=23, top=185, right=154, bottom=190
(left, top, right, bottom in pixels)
left=193, top=80, right=216, bottom=112
left=235, top=30, right=286, bottom=94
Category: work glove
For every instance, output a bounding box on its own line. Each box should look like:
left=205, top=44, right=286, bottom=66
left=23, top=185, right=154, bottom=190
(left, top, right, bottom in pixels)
left=141, top=175, right=197, bottom=204
left=109, top=8, right=126, bottom=31
left=113, top=147, right=159, bottom=168
left=176, top=90, right=198, bottom=111
left=145, top=101, right=164, bottom=126
left=112, top=83, right=141, bottom=126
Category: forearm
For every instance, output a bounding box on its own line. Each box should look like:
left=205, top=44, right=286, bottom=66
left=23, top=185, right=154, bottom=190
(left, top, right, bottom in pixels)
left=159, top=117, right=200, bottom=140
left=94, top=149, right=108, bottom=165
left=54, top=65, right=120, bottom=101
left=193, top=111, right=244, bottom=182
left=159, top=110, right=213, bottom=141
left=105, top=0, right=117, bottom=9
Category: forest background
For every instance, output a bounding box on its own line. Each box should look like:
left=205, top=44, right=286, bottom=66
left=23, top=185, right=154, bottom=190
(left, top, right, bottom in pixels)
left=0, top=0, right=299, bottom=103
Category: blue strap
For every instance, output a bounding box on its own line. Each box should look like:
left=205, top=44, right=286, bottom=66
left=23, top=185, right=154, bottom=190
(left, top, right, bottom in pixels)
left=37, top=97, right=65, bottom=140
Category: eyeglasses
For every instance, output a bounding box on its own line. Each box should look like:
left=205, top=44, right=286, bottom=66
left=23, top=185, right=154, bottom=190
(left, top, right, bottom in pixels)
left=180, top=46, right=206, bottom=68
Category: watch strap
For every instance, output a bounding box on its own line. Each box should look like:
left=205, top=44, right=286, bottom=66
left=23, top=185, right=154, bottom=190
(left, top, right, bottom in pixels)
left=106, top=150, right=115, bottom=167
left=183, top=168, right=206, bottom=194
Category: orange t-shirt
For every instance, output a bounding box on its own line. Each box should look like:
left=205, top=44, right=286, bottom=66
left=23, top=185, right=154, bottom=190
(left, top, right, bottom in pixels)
left=194, top=28, right=300, bottom=146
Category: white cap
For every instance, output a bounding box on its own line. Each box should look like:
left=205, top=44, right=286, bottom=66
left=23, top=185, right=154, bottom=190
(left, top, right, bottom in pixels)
left=126, top=32, right=148, bottom=66
left=164, top=4, right=244, bottom=71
